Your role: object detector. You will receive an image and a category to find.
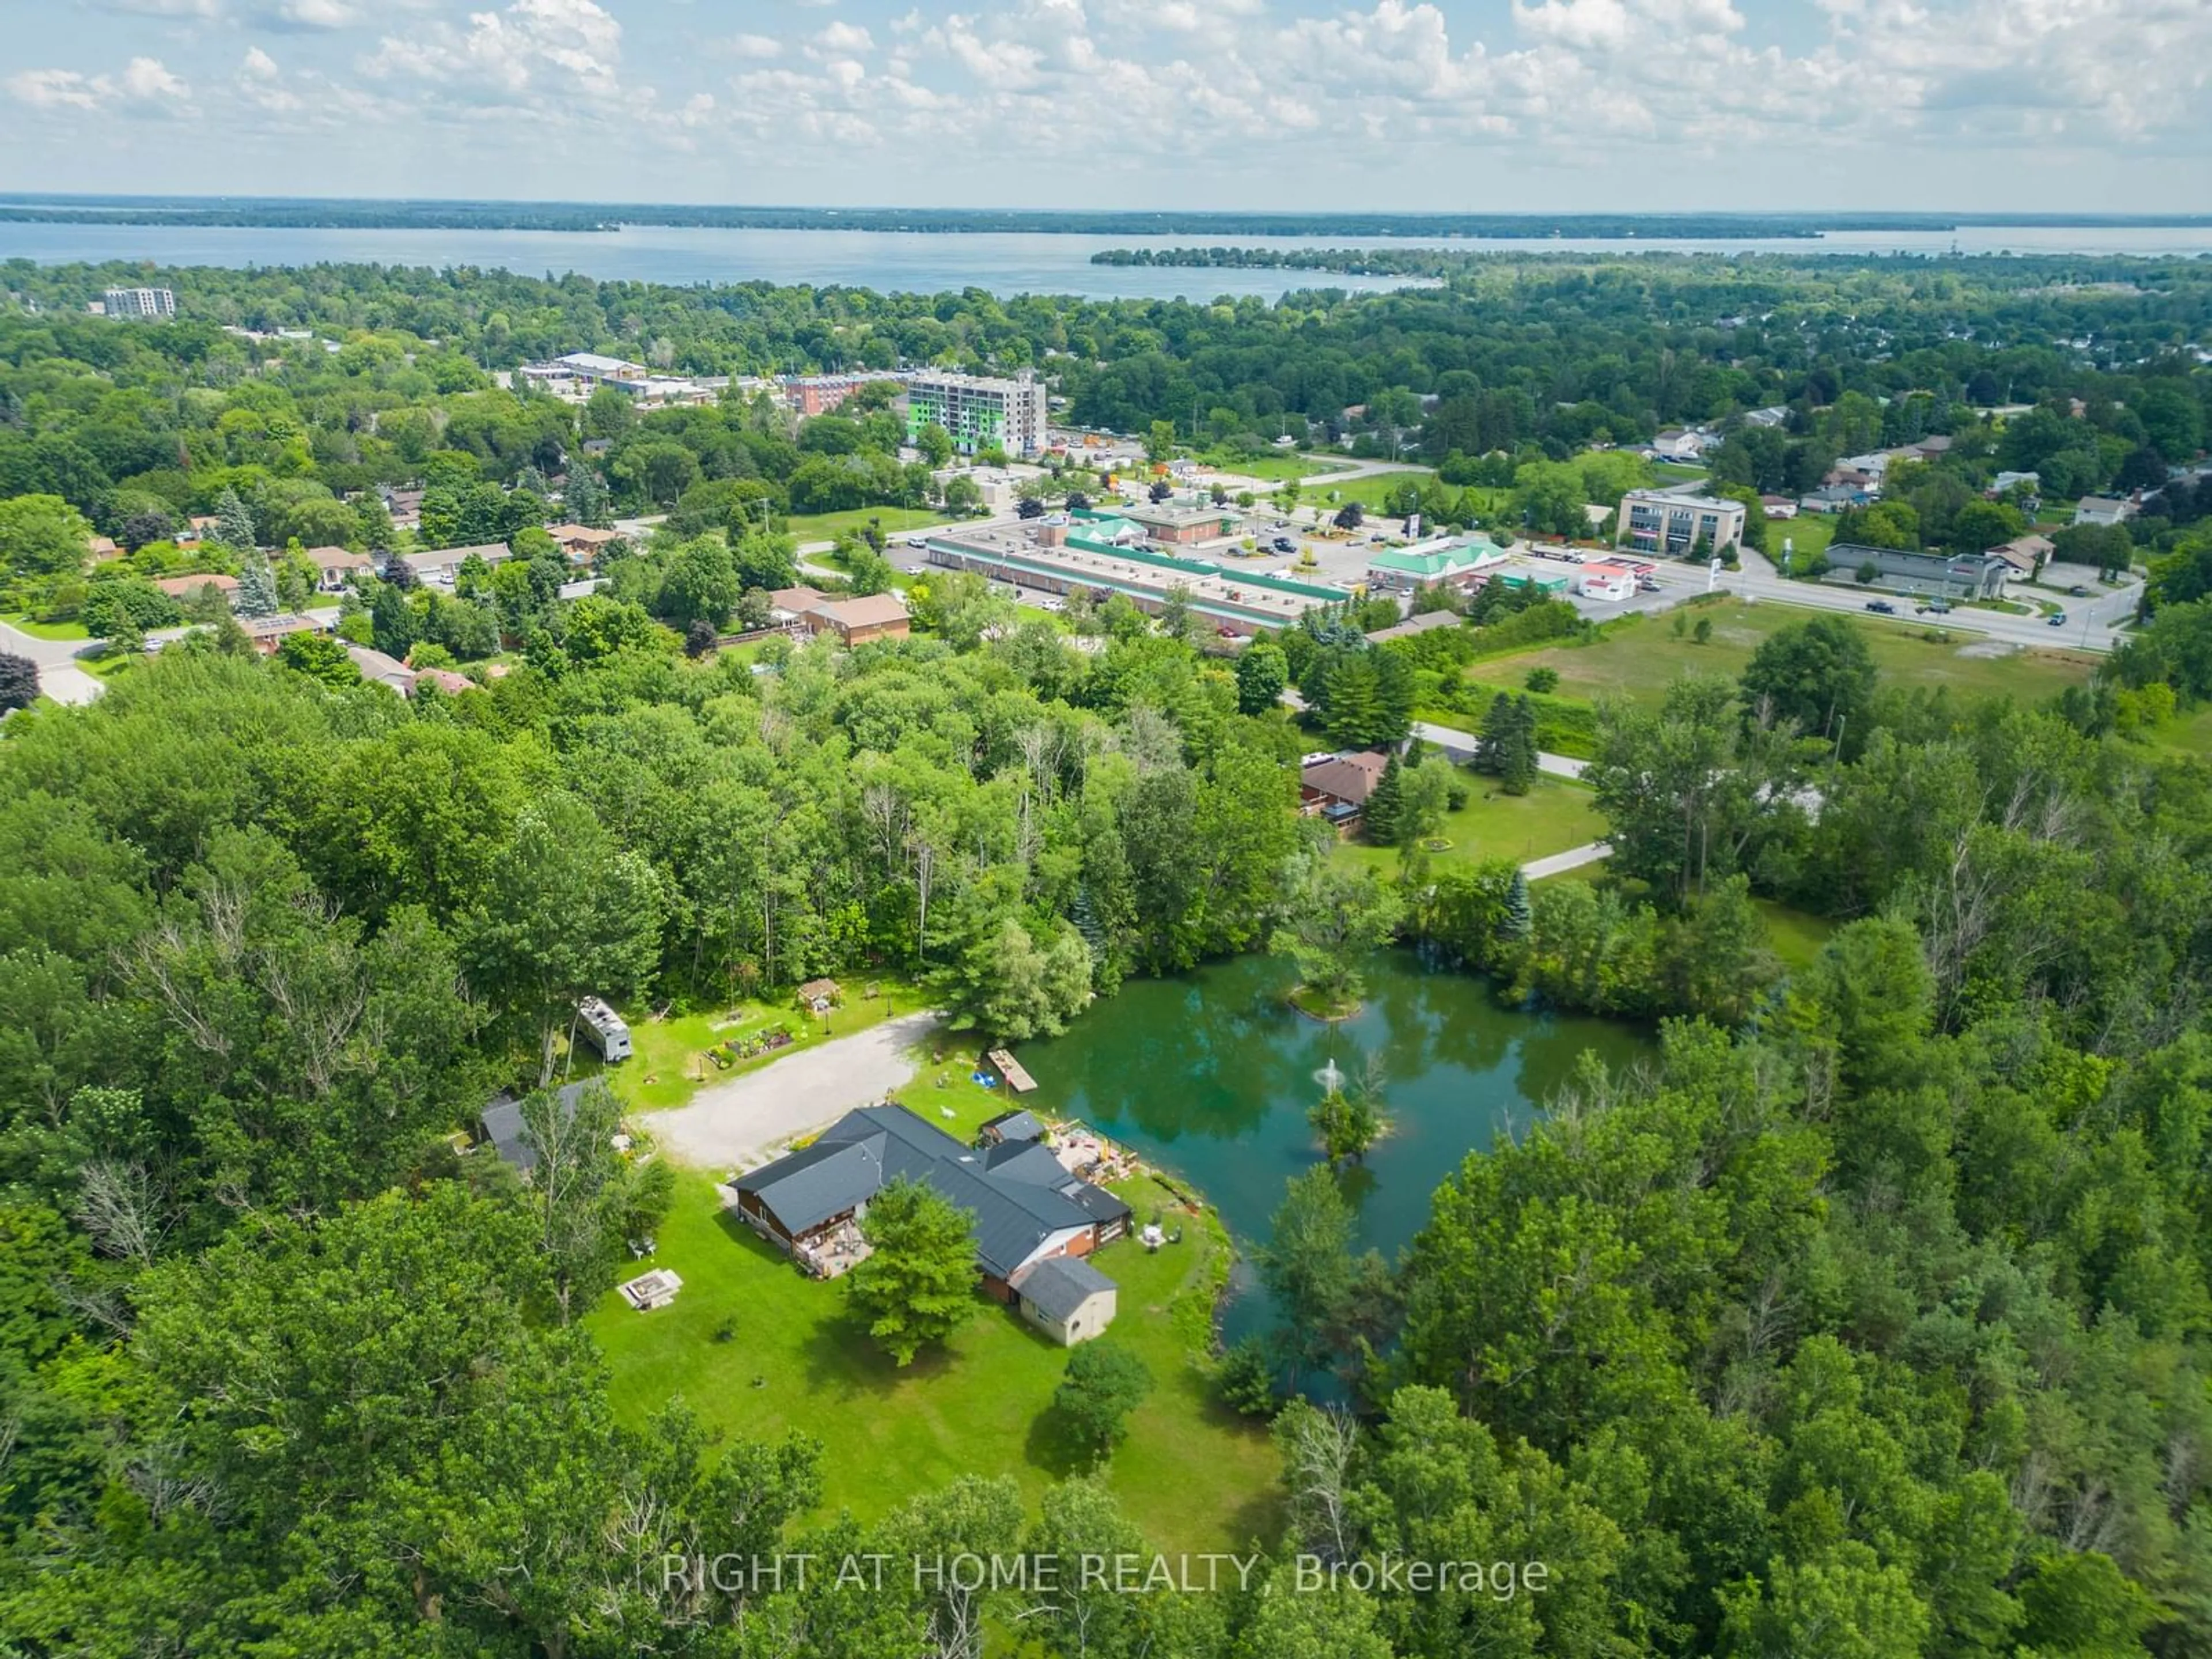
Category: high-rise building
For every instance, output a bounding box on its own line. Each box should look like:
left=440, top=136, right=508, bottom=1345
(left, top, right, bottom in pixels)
left=101, top=287, right=176, bottom=320
left=904, top=370, right=1048, bottom=457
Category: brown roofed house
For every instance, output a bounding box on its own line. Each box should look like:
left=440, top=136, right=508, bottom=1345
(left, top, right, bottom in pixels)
left=767, top=585, right=827, bottom=618
left=156, top=573, right=240, bottom=603
left=545, top=524, right=621, bottom=563
left=1987, top=534, right=2054, bottom=577
left=304, top=546, right=372, bottom=590
left=803, top=593, right=911, bottom=645
left=1300, top=751, right=1391, bottom=831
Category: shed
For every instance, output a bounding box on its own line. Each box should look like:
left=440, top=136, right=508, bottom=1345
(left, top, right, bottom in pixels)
left=796, top=978, right=842, bottom=1013
left=1012, top=1255, right=1118, bottom=1346
left=980, top=1108, right=1046, bottom=1146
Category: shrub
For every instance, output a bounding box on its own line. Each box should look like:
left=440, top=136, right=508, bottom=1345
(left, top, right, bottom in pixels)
left=1525, top=665, right=1560, bottom=694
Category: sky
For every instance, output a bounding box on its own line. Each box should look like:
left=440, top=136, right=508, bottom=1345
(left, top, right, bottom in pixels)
left=0, top=0, right=2207, bottom=213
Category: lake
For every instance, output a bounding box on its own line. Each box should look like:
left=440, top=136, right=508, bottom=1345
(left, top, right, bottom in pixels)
left=4, top=222, right=2210, bottom=302
left=1009, top=951, right=1652, bottom=1343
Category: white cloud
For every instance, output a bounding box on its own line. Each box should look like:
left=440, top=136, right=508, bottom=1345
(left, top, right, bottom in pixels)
left=263, top=0, right=360, bottom=29
left=810, top=20, right=875, bottom=55
left=88, top=0, right=220, bottom=16
left=242, top=47, right=281, bottom=79
left=718, top=33, right=784, bottom=59
left=363, top=0, right=628, bottom=103
left=8, top=55, right=191, bottom=112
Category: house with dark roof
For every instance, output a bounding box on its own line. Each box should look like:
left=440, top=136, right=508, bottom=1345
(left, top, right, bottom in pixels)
left=1010, top=1255, right=1117, bottom=1345
left=479, top=1081, right=592, bottom=1176
left=730, top=1104, right=1131, bottom=1294
left=979, top=1108, right=1046, bottom=1146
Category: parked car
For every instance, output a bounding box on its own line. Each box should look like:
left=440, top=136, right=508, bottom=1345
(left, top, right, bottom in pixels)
left=1865, top=600, right=1896, bottom=614
left=1637, top=579, right=1662, bottom=593
left=2048, top=611, right=2068, bottom=627
left=2068, top=585, right=2090, bottom=597
left=1272, top=536, right=1297, bottom=553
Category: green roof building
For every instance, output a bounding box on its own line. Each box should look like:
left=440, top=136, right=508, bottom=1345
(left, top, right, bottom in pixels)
left=1365, top=536, right=1508, bottom=590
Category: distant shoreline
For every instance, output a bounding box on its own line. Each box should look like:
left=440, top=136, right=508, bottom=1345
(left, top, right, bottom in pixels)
left=3, top=198, right=2211, bottom=238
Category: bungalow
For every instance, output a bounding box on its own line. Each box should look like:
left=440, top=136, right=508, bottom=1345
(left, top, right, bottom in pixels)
left=767, top=585, right=827, bottom=620
left=979, top=1108, right=1047, bottom=1147
left=236, top=613, right=326, bottom=654
left=1650, top=429, right=1709, bottom=463
left=1300, top=751, right=1389, bottom=830
left=1576, top=562, right=1638, bottom=602
left=304, top=546, right=372, bottom=592
left=804, top=593, right=912, bottom=645
left=344, top=644, right=421, bottom=695
left=546, top=523, right=621, bottom=564
left=397, top=542, right=510, bottom=585
left=413, top=668, right=475, bottom=696
left=730, top=1104, right=1131, bottom=1294
left=1760, top=495, right=1800, bottom=520
left=2073, top=497, right=2132, bottom=527
left=156, top=573, right=239, bottom=606
left=479, top=1081, right=590, bottom=1176
left=1010, top=1255, right=1118, bottom=1346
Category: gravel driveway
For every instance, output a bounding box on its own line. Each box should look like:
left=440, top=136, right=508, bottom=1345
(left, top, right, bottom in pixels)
left=642, top=1010, right=942, bottom=1172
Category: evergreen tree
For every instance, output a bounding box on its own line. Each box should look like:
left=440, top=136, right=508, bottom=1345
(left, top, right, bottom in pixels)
left=1323, top=652, right=1382, bottom=748
left=563, top=464, right=609, bottom=528
left=1499, top=695, right=1539, bottom=796
left=1475, top=691, right=1514, bottom=777
left=370, top=582, right=416, bottom=659
left=234, top=549, right=280, bottom=619
left=213, top=486, right=257, bottom=554
left=1501, top=869, right=1532, bottom=940
left=1236, top=637, right=1289, bottom=715
left=1362, top=752, right=1403, bottom=845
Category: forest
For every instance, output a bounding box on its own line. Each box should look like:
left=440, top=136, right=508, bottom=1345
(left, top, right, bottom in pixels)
left=1, top=254, right=2211, bottom=1654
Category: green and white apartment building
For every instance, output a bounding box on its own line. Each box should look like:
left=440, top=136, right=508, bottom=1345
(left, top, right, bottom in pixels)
left=904, top=369, right=1050, bottom=458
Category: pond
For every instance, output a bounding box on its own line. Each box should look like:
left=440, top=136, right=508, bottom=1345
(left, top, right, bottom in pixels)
left=1012, top=951, right=1653, bottom=1343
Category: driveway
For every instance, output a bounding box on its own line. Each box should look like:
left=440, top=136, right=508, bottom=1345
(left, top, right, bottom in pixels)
left=0, top=620, right=108, bottom=706
left=642, top=1010, right=942, bottom=1172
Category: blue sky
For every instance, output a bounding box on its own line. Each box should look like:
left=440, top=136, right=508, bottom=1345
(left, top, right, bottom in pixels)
left=1, top=0, right=2206, bottom=211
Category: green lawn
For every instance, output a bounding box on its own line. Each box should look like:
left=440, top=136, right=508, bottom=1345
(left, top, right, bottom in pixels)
left=1195, top=449, right=1353, bottom=483
left=784, top=506, right=950, bottom=544
left=2, top=612, right=92, bottom=642
left=1756, top=899, right=1839, bottom=972
left=1296, top=470, right=1435, bottom=513
left=2149, top=703, right=2212, bottom=759
left=1478, top=603, right=2097, bottom=711
left=598, top=982, right=931, bottom=1115
left=1340, top=776, right=1606, bottom=874
left=1768, top=514, right=1834, bottom=572
left=588, top=1167, right=1281, bottom=1555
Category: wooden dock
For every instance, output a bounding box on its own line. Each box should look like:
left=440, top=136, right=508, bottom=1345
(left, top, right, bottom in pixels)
left=987, top=1048, right=1037, bottom=1093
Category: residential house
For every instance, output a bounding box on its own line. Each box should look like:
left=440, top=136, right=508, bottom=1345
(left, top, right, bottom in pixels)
left=1742, top=406, right=1791, bottom=429
left=1987, top=534, right=2055, bottom=578
left=344, top=644, right=419, bottom=695
left=803, top=593, right=912, bottom=645
left=729, top=1103, right=1132, bottom=1294
left=1759, top=495, right=1800, bottom=520
left=1364, top=609, right=1463, bottom=646
left=546, top=524, right=621, bottom=564
left=479, top=1081, right=589, bottom=1176
left=155, top=573, right=238, bottom=607
left=1650, top=429, right=1709, bottom=463
left=767, top=586, right=827, bottom=620
left=1300, top=751, right=1390, bottom=830
left=2073, top=497, right=2132, bottom=527
left=414, top=668, right=475, bottom=697
left=397, top=542, right=510, bottom=585
left=236, top=613, right=326, bottom=654
left=1991, top=471, right=2041, bottom=498
left=1010, top=1255, right=1118, bottom=1346
left=304, top=546, right=372, bottom=592
left=380, top=488, right=425, bottom=532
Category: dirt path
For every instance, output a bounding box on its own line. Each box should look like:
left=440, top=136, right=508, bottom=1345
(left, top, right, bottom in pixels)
left=641, top=1010, right=942, bottom=1172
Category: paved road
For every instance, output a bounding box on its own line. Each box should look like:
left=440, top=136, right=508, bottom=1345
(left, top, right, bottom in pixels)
left=1524, top=840, right=1610, bottom=880
left=641, top=1010, right=943, bottom=1172
left=0, top=620, right=107, bottom=706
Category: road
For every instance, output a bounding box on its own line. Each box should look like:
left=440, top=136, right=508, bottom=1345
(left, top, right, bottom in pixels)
left=1524, top=841, right=1610, bottom=880
left=640, top=1010, right=943, bottom=1171
left=0, top=619, right=107, bottom=706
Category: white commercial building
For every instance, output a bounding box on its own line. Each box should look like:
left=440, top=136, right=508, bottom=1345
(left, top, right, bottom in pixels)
left=1615, top=487, right=1747, bottom=558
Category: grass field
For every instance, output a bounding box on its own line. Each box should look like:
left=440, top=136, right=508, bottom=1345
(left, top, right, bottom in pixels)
left=1480, top=602, right=2097, bottom=711
left=1340, top=776, right=1606, bottom=875
left=597, top=982, right=931, bottom=1115
left=1756, top=900, right=1839, bottom=971
left=785, top=506, right=950, bottom=545
left=2, top=613, right=92, bottom=642
left=588, top=1166, right=1281, bottom=1555
left=1768, top=514, right=1835, bottom=572
left=1295, top=470, right=1435, bottom=513
left=1196, top=449, right=1352, bottom=483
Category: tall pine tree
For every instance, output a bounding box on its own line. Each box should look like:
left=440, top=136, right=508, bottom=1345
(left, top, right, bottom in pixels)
left=1362, top=752, right=1403, bottom=846
left=213, top=486, right=256, bottom=554
left=234, top=549, right=280, bottom=619
left=1499, top=695, right=1539, bottom=796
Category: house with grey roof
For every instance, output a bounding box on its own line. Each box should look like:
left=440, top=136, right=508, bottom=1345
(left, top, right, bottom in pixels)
left=730, top=1103, right=1130, bottom=1295
left=479, top=1081, right=592, bottom=1176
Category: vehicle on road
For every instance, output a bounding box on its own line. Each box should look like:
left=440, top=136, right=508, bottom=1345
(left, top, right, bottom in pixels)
left=2048, top=611, right=2068, bottom=627
left=1916, top=600, right=1953, bottom=615
left=1865, top=600, right=1896, bottom=614
left=1637, top=579, right=1662, bottom=593
left=2069, top=585, right=2090, bottom=597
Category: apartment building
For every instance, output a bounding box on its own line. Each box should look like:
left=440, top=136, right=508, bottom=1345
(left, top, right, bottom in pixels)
left=905, top=370, right=1048, bottom=458
left=101, top=287, right=176, bottom=320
